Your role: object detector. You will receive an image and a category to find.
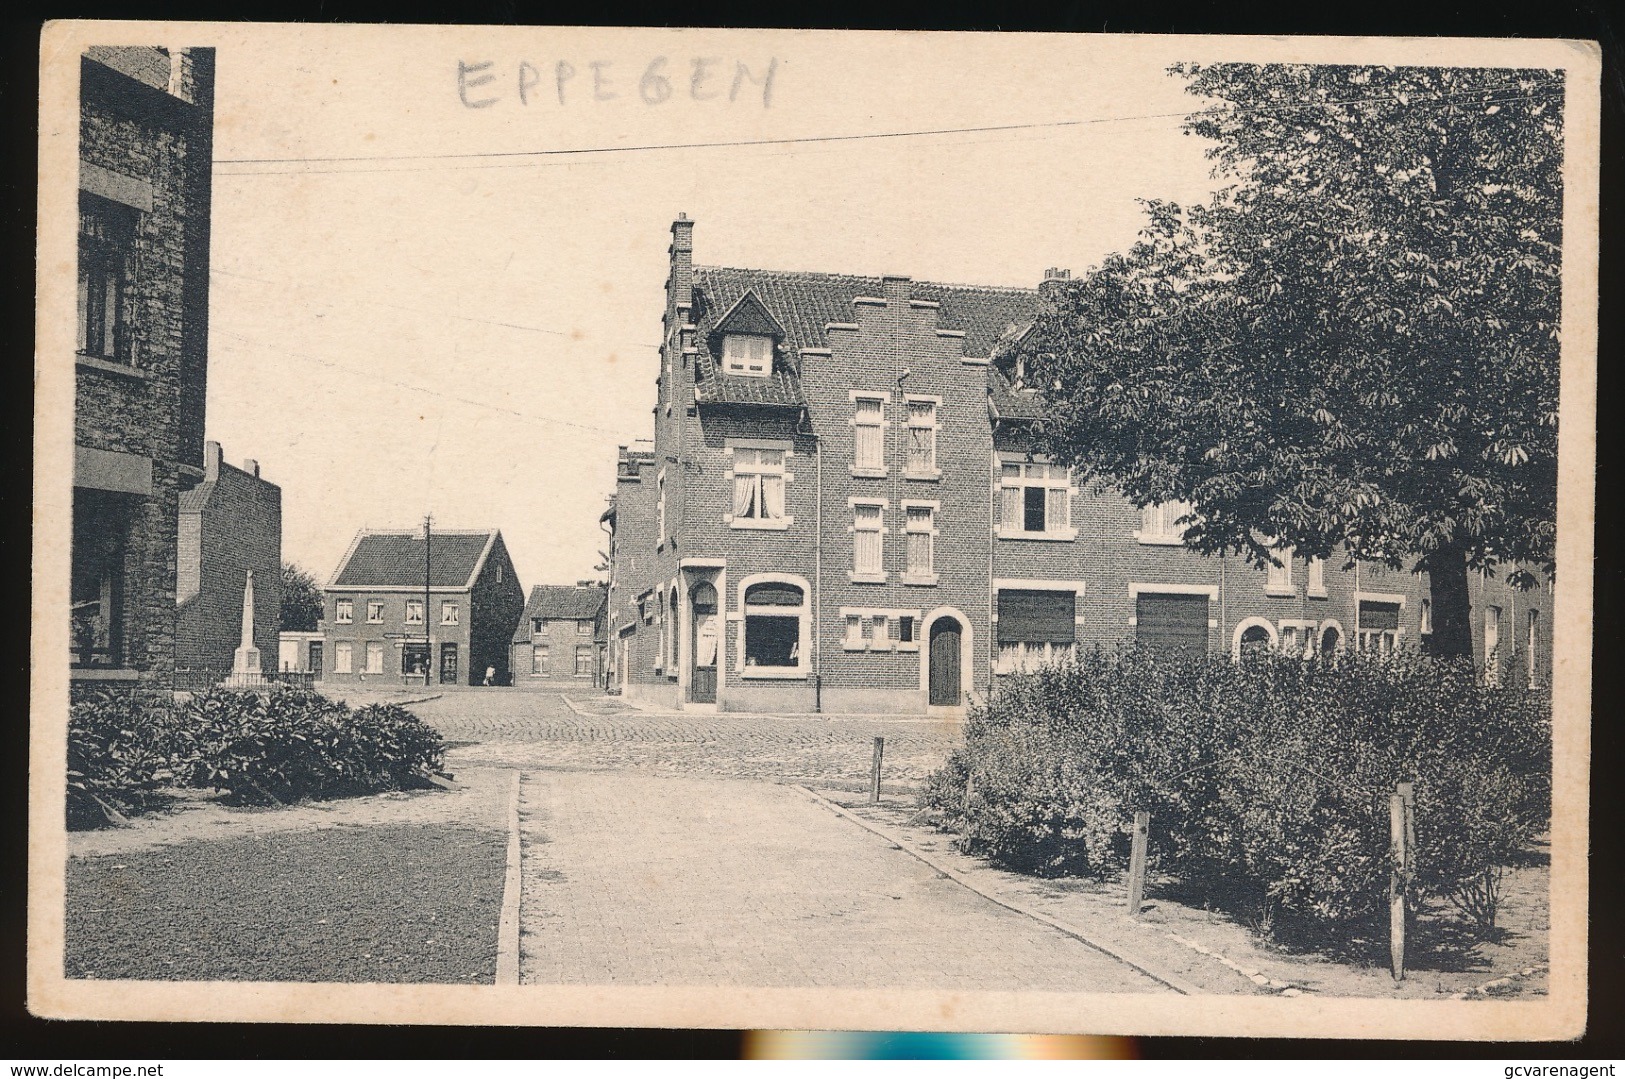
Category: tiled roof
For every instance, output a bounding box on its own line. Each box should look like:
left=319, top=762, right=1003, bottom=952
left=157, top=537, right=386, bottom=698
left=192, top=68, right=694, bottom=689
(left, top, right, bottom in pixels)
left=988, top=365, right=1047, bottom=423
left=330, top=530, right=496, bottom=590
left=689, top=266, right=1039, bottom=410
left=178, top=482, right=214, bottom=514
left=514, top=585, right=606, bottom=643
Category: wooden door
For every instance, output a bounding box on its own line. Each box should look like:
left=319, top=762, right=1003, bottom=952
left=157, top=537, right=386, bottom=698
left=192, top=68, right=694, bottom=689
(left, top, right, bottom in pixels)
left=308, top=641, right=323, bottom=678
left=928, top=617, right=962, bottom=706
left=440, top=642, right=459, bottom=684
left=690, top=582, right=718, bottom=704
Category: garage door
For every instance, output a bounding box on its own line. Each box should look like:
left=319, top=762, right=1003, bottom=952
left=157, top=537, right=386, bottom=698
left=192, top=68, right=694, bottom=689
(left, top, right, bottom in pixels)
left=1136, top=592, right=1210, bottom=654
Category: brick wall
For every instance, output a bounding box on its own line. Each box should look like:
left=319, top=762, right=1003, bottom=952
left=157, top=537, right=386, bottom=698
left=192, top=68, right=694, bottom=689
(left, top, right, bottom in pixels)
left=176, top=444, right=283, bottom=672
left=469, top=535, right=525, bottom=684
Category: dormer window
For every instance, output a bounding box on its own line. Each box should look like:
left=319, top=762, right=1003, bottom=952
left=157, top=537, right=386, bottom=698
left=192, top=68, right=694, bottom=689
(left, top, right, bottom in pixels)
left=723, top=334, right=773, bottom=377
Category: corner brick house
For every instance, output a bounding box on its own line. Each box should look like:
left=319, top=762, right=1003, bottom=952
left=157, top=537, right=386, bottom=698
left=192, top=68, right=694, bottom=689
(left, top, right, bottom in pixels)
left=72, top=47, right=215, bottom=685
left=602, top=217, right=1554, bottom=715
left=321, top=529, right=523, bottom=687
left=511, top=584, right=608, bottom=684
left=176, top=441, right=283, bottom=674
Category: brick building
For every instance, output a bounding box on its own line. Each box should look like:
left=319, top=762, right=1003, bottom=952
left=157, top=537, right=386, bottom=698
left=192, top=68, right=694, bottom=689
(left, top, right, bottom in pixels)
left=320, top=529, right=523, bottom=686
left=511, top=584, right=608, bottom=685
left=175, top=441, right=283, bottom=674
left=71, top=46, right=216, bottom=685
left=603, top=217, right=1554, bottom=715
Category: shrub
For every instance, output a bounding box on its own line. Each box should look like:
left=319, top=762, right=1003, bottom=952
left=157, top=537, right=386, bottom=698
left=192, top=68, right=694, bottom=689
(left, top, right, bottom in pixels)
left=67, top=687, right=180, bottom=828
left=922, top=645, right=1551, bottom=947
left=175, top=688, right=446, bottom=804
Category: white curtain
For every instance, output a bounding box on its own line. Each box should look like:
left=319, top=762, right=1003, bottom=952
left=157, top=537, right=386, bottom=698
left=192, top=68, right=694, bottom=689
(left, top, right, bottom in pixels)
left=734, top=474, right=757, bottom=518
left=1000, top=485, right=1022, bottom=528
left=762, top=474, right=785, bottom=519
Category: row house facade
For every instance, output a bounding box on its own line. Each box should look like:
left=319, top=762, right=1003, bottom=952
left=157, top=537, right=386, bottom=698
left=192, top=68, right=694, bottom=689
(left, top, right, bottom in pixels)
left=319, top=528, right=523, bottom=686
left=602, top=217, right=1553, bottom=716
left=71, top=47, right=216, bottom=685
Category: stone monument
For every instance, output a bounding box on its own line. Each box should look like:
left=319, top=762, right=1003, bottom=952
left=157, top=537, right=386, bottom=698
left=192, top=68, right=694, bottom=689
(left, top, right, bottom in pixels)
left=225, top=569, right=266, bottom=687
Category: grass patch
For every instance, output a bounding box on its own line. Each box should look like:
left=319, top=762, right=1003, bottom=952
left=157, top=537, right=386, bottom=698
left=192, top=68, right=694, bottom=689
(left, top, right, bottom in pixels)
left=67, top=823, right=505, bottom=983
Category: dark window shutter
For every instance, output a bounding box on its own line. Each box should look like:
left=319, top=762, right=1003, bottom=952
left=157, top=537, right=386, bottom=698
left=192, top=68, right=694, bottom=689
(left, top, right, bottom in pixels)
left=997, top=589, right=1076, bottom=643
left=1136, top=592, right=1209, bottom=653
left=1359, top=601, right=1400, bottom=631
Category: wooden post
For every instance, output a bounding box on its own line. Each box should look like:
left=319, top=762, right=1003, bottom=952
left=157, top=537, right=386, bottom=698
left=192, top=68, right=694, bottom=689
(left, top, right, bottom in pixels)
left=960, top=773, right=976, bottom=844
left=1389, top=786, right=1409, bottom=981
left=1126, top=810, right=1150, bottom=916
left=869, top=736, right=885, bottom=805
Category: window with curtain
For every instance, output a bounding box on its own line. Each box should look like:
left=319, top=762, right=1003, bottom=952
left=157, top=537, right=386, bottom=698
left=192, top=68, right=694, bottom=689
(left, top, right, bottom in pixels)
left=404, top=600, right=424, bottom=625
left=905, top=505, right=934, bottom=578
left=1139, top=501, right=1193, bottom=543
left=365, top=641, right=384, bottom=674
left=1307, top=556, right=1326, bottom=595
left=905, top=399, right=937, bottom=474
left=1265, top=547, right=1294, bottom=592
left=367, top=600, right=384, bottom=624
left=335, top=599, right=353, bottom=625
left=853, top=397, right=885, bottom=472
left=732, top=447, right=787, bottom=524
left=994, top=589, right=1077, bottom=673
left=853, top=503, right=884, bottom=575
left=334, top=641, right=353, bottom=673
left=723, top=334, right=773, bottom=376
left=998, top=461, right=1072, bottom=537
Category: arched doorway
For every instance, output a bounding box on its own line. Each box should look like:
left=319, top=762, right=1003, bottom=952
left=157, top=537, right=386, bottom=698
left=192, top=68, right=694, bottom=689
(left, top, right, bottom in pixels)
left=928, top=616, right=963, bottom=707
left=689, top=581, right=718, bottom=704
left=1233, top=617, right=1277, bottom=659
left=1320, top=622, right=1344, bottom=657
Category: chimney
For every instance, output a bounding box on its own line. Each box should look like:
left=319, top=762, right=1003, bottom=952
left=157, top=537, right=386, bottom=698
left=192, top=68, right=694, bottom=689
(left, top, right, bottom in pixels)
left=243, top=459, right=260, bottom=478
left=668, top=213, right=694, bottom=311
left=204, top=440, right=222, bottom=482
left=1038, top=266, right=1072, bottom=304
left=881, top=274, right=911, bottom=304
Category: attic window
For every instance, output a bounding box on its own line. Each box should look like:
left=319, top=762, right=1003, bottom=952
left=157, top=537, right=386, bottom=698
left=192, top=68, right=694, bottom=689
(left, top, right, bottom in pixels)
left=723, top=334, right=773, bottom=377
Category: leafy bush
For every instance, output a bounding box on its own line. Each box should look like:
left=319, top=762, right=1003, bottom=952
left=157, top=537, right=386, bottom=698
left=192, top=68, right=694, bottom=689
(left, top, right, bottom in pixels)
left=66, top=686, right=448, bottom=825
left=174, top=688, right=445, bottom=805
left=923, top=645, right=1550, bottom=947
left=67, top=687, right=180, bottom=828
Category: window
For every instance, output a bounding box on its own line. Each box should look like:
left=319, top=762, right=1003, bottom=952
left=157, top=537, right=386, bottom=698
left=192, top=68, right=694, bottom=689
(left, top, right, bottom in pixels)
left=402, top=642, right=429, bottom=676
left=1138, top=501, right=1192, bottom=545
left=404, top=600, right=424, bottom=625
left=362, top=640, right=384, bottom=674
left=656, top=469, right=667, bottom=544
left=1265, top=547, right=1294, bottom=595
left=70, top=489, right=131, bottom=669
left=1526, top=609, right=1540, bottom=686
left=366, top=600, right=384, bottom=624
left=335, top=598, right=353, bottom=625
left=905, top=399, right=939, bottom=475
left=730, top=447, right=788, bottom=527
left=898, top=615, right=917, bottom=645
left=575, top=644, right=593, bottom=676
left=1358, top=601, right=1402, bottom=655
left=741, top=580, right=806, bottom=674
left=851, top=501, right=885, bottom=580
left=998, top=460, right=1073, bottom=539
left=1136, top=591, right=1210, bottom=654
left=840, top=608, right=919, bottom=652
left=533, top=644, right=549, bottom=675
left=1420, top=599, right=1433, bottom=638
left=333, top=640, right=353, bottom=674
left=904, top=503, right=936, bottom=583
left=535, top=618, right=550, bottom=637
left=440, top=600, right=459, bottom=625
left=853, top=396, right=886, bottom=474
left=995, top=589, right=1077, bottom=673
left=723, top=334, right=773, bottom=376
left=1307, top=557, right=1327, bottom=597
left=78, top=194, right=137, bottom=363
left=1485, top=604, right=1502, bottom=683
left=577, top=619, right=593, bottom=637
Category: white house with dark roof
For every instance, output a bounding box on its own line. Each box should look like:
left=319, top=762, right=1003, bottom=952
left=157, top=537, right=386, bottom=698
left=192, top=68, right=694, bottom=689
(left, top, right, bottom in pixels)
left=320, top=527, right=523, bottom=686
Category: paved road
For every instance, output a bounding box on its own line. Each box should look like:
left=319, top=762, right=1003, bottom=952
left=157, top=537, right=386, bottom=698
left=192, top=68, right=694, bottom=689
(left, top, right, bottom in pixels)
left=410, top=690, right=1168, bottom=992
left=517, top=770, right=1166, bottom=991
left=413, top=690, right=962, bottom=791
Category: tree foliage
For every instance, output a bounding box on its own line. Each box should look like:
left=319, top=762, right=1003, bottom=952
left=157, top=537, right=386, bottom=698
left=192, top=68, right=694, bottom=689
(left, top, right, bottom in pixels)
left=1021, top=65, right=1563, bottom=655
left=280, top=561, right=324, bottom=632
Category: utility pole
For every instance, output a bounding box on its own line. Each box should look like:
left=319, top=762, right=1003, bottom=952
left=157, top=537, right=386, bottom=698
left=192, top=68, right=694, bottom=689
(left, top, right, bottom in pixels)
left=424, top=513, right=434, bottom=686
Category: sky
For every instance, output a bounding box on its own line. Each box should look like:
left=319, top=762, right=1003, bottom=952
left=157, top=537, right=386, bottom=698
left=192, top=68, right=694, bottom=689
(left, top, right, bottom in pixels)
left=197, top=27, right=1229, bottom=592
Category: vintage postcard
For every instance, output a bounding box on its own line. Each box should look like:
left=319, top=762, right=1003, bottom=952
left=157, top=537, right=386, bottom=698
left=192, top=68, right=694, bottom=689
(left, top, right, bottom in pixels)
left=30, top=22, right=1597, bottom=1038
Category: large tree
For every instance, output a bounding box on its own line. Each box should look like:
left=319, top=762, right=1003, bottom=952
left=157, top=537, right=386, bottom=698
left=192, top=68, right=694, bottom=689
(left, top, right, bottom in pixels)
left=280, top=561, right=324, bottom=632
left=1022, top=64, right=1563, bottom=658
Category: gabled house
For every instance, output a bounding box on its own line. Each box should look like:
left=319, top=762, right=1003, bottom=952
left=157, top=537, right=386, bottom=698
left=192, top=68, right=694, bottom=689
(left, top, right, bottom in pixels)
left=511, top=584, right=608, bottom=684
left=601, top=217, right=1554, bottom=716
left=320, top=528, right=523, bottom=686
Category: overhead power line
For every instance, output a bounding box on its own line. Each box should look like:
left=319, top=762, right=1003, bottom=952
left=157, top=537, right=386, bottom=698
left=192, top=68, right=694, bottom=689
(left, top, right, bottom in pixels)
left=212, top=82, right=1559, bottom=175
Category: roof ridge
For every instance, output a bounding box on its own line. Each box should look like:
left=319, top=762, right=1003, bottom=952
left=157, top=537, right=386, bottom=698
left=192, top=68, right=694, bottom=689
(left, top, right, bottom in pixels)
left=694, top=263, right=1037, bottom=296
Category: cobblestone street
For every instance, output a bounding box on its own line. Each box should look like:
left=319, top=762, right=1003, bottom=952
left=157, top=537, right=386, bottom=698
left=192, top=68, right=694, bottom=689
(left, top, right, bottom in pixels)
left=417, top=689, right=962, bottom=793
left=410, top=690, right=1173, bottom=992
